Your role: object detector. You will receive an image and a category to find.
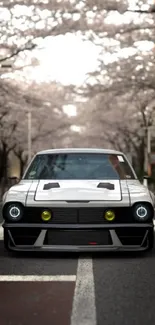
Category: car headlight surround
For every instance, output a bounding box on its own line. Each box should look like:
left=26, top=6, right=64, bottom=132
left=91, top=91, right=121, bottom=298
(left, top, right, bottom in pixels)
left=104, top=210, right=115, bottom=221
left=41, top=210, right=52, bottom=221
left=5, top=203, right=23, bottom=222
left=133, top=203, right=151, bottom=222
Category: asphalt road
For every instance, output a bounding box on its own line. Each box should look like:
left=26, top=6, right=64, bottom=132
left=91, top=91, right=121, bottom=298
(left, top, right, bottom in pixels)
left=0, top=213, right=155, bottom=325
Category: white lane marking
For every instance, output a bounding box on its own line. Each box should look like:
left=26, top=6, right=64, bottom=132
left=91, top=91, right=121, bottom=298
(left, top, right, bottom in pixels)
left=71, top=257, right=96, bottom=325
left=0, top=275, right=76, bottom=282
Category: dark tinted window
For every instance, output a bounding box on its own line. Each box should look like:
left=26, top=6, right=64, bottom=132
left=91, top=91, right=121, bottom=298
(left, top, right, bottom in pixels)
left=24, top=153, right=135, bottom=180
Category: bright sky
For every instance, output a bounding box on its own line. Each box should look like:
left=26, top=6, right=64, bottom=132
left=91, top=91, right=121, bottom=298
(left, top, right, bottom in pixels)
left=1, top=4, right=154, bottom=86
left=2, top=33, right=101, bottom=86
left=5, top=33, right=154, bottom=87
left=26, top=34, right=101, bottom=85
left=0, top=2, right=154, bottom=121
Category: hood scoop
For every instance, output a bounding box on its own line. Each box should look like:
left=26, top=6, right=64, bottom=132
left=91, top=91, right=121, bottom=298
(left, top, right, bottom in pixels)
left=35, top=179, right=121, bottom=201
left=97, top=182, right=115, bottom=190
left=43, top=182, right=60, bottom=190
left=43, top=182, right=115, bottom=190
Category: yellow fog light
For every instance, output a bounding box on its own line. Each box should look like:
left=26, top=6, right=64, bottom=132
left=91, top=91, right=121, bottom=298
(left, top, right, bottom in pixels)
left=41, top=210, right=52, bottom=221
left=104, top=210, right=115, bottom=221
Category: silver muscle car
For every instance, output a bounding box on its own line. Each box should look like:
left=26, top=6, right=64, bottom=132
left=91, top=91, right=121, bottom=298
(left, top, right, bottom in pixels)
left=1, top=148, right=155, bottom=253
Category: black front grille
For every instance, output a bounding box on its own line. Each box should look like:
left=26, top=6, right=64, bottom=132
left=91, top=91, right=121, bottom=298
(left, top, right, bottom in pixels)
left=20, top=207, right=134, bottom=224
left=44, top=229, right=112, bottom=245
left=48, top=208, right=77, bottom=223
left=3, top=207, right=135, bottom=224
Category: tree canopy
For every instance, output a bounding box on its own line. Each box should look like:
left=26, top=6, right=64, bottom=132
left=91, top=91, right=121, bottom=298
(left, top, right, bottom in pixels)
left=0, top=0, right=155, bottom=189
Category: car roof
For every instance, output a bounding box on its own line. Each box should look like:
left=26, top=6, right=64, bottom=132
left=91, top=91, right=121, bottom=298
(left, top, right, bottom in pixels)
left=37, top=148, right=124, bottom=155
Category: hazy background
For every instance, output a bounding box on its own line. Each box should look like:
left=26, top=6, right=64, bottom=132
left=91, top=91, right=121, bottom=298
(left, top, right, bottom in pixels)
left=0, top=0, right=155, bottom=196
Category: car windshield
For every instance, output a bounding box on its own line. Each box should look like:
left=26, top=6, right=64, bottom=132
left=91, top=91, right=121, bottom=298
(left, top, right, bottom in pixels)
left=24, top=153, right=136, bottom=180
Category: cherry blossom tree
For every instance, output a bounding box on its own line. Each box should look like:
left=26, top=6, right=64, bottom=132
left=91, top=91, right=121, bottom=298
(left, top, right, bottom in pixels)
left=11, top=81, right=73, bottom=176
left=0, top=0, right=155, bottom=190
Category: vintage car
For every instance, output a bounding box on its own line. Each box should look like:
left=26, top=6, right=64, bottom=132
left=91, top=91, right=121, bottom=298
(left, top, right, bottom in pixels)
left=1, top=148, right=155, bottom=253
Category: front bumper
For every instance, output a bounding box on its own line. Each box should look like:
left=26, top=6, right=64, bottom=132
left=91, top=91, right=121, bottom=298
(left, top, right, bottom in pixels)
left=2, top=223, right=154, bottom=252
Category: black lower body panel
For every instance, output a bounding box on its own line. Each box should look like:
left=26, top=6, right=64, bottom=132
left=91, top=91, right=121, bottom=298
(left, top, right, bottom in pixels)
left=2, top=223, right=154, bottom=252
left=44, top=229, right=112, bottom=246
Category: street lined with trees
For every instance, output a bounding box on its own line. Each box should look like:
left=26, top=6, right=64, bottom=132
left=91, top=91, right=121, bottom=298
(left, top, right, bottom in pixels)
left=0, top=0, right=155, bottom=193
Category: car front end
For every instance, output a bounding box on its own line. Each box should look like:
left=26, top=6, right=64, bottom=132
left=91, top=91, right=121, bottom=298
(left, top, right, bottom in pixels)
left=2, top=177, right=154, bottom=253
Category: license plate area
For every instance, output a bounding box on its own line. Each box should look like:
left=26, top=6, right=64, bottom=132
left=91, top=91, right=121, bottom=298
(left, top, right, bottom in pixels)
left=44, top=229, right=112, bottom=246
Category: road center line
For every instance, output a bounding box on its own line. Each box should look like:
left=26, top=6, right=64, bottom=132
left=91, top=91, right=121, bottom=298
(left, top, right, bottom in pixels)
left=71, top=257, right=96, bottom=325
left=0, top=275, right=76, bottom=281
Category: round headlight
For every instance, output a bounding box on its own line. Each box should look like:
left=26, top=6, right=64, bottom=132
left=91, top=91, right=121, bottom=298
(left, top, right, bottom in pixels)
left=5, top=203, right=23, bottom=221
left=41, top=210, right=52, bottom=221
left=133, top=204, right=151, bottom=222
left=104, top=210, right=115, bottom=221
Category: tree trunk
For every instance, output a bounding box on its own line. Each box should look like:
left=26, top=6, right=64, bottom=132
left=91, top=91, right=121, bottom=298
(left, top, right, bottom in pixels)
left=0, top=142, right=9, bottom=183
left=13, top=150, right=27, bottom=178
left=19, top=158, right=27, bottom=178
